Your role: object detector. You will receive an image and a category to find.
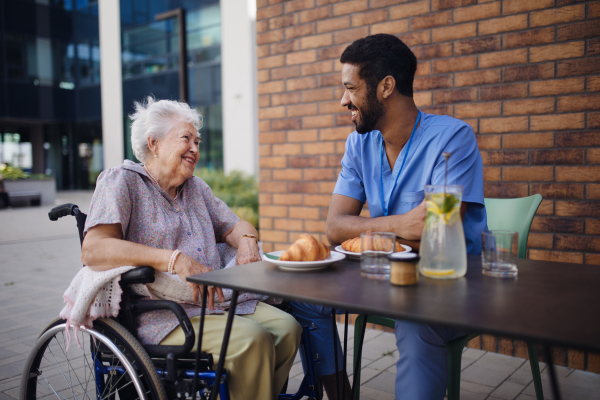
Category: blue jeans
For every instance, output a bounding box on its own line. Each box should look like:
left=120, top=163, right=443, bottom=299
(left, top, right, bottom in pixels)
left=395, top=320, right=469, bottom=400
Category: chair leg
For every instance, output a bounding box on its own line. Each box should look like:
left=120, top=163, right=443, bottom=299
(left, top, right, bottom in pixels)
left=526, top=341, right=544, bottom=400
left=446, top=340, right=464, bottom=400
left=352, top=315, right=366, bottom=400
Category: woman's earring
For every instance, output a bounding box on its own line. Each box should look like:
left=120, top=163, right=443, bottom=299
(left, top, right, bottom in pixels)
left=154, top=154, right=158, bottom=158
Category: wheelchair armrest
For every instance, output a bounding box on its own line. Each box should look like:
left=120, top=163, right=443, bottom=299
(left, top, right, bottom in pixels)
left=120, top=267, right=156, bottom=285
left=133, top=300, right=196, bottom=358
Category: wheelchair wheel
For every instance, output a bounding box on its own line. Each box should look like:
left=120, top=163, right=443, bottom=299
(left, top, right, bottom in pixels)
left=20, top=317, right=167, bottom=400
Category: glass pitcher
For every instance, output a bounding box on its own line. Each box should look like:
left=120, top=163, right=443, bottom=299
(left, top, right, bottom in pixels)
left=418, top=185, right=467, bottom=279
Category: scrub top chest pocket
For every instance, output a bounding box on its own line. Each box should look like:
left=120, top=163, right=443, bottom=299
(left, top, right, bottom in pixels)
left=396, top=190, right=425, bottom=214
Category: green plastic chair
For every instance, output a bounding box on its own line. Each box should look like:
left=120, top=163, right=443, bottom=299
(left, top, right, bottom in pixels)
left=352, top=194, right=544, bottom=400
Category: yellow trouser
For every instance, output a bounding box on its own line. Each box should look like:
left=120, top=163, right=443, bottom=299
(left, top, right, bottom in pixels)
left=160, top=302, right=302, bottom=400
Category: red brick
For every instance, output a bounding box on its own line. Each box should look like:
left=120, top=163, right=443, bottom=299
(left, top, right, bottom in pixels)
left=558, top=20, right=600, bottom=41
left=259, top=169, right=271, bottom=181
left=503, top=27, right=556, bottom=49
left=531, top=217, right=584, bottom=234
left=257, top=29, right=284, bottom=45
left=260, top=229, right=288, bottom=243
left=479, top=49, right=527, bottom=68
left=414, top=75, right=453, bottom=91
left=483, top=166, right=501, bottom=180
left=527, top=233, right=554, bottom=249
left=317, top=16, right=350, bottom=33
left=259, top=156, right=288, bottom=168
left=556, top=132, right=600, bottom=147
left=259, top=106, right=286, bottom=120
left=304, top=220, right=327, bottom=232
left=538, top=200, right=554, bottom=215
left=502, top=166, right=553, bottom=182
left=320, top=127, right=352, bottom=141
left=557, top=166, right=600, bottom=182
left=455, top=36, right=501, bottom=55
left=286, top=77, right=317, bottom=91
left=273, top=193, right=304, bottom=205
left=258, top=81, right=285, bottom=95
left=422, top=105, right=454, bottom=116
left=432, top=0, right=476, bottom=11
left=592, top=1, right=600, bottom=18
left=396, top=31, right=431, bottom=47
left=257, top=70, right=270, bottom=83
left=284, top=0, right=315, bottom=13
left=332, top=0, right=368, bottom=16
left=503, top=133, right=554, bottom=149
left=484, top=183, right=529, bottom=197
left=288, top=129, right=318, bottom=142
left=557, top=94, right=600, bottom=113
left=477, top=135, right=502, bottom=150
left=259, top=205, right=288, bottom=218
left=530, top=183, right=584, bottom=199
left=299, top=6, right=331, bottom=23
left=333, top=27, right=369, bottom=45
left=389, top=0, right=430, bottom=19
left=556, top=235, right=600, bottom=252
left=411, top=11, right=452, bottom=30
left=503, top=99, right=555, bottom=116
left=259, top=121, right=271, bottom=132
left=432, top=23, right=477, bottom=42
left=260, top=181, right=286, bottom=193
left=589, top=76, right=600, bottom=92
left=286, top=50, right=317, bottom=65
left=320, top=154, right=343, bottom=167
left=531, top=113, right=585, bottom=131
left=319, top=100, right=344, bottom=114
left=289, top=206, right=320, bottom=219
left=269, top=14, right=297, bottom=30
left=370, top=20, right=409, bottom=35
left=530, top=42, right=585, bottom=63
left=257, top=4, right=282, bottom=20
left=455, top=69, right=502, bottom=87
left=531, top=149, right=586, bottom=165
left=319, top=181, right=337, bottom=193
left=478, top=14, right=527, bottom=36
left=273, top=168, right=303, bottom=180
left=352, top=9, right=388, bottom=27
left=304, top=194, right=333, bottom=206
left=480, top=83, right=528, bottom=101
left=258, top=55, right=285, bottom=70
left=415, top=61, right=431, bottom=76
left=259, top=144, right=271, bottom=157
left=481, top=150, right=528, bottom=165
left=288, top=156, right=318, bottom=168
left=530, top=4, right=585, bottom=27
left=271, top=92, right=302, bottom=106
left=589, top=149, right=600, bottom=164
left=480, top=116, right=528, bottom=134
left=455, top=102, right=501, bottom=119
left=370, top=0, right=404, bottom=8
left=590, top=113, right=600, bottom=129
left=502, top=0, right=554, bottom=15
left=274, top=218, right=304, bottom=231
left=589, top=184, right=600, bottom=200
left=432, top=56, right=477, bottom=74
left=259, top=216, right=273, bottom=229
left=414, top=92, right=433, bottom=107
left=557, top=58, right=600, bottom=77
left=303, top=142, right=336, bottom=155
left=454, top=2, right=500, bottom=23
left=503, top=63, right=555, bottom=83
left=317, top=44, right=347, bottom=60
left=287, top=103, right=318, bottom=117
left=302, top=88, right=334, bottom=102
left=257, top=44, right=269, bottom=58
left=335, top=114, right=354, bottom=127
left=586, top=219, right=600, bottom=235
left=586, top=255, right=600, bottom=266
left=259, top=131, right=287, bottom=144
left=412, top=43, right=453, bottom=60
left=256, top=19, right=268, bottom=33
left=300, top=33, right=333, bottom=50
left=271, top=66, right=300, bottom=80
left=556, top=201, right=600, bottom=217
left=302, top=115, right=334, bottom=128
left=272, top=118, right=301, bottom=130
left=530, top=78, right=585, bottom=97
left=529, top=250, right=584, bottom=264
left=285, top=24, right=316, bottom=40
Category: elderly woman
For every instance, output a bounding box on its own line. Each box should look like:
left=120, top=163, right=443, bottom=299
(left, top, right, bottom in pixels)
left=81, top=97, right=301, bottom=400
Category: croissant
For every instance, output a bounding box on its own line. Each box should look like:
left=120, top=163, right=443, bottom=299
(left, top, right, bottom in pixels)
left=280, top=234, right=331, bottom=261
left=342, top=235, right=404, bottom=253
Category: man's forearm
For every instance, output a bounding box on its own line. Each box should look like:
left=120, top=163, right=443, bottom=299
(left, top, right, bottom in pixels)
left=326, top=213, right=416, bottom=245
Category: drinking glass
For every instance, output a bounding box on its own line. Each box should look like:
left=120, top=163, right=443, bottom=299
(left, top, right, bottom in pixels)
left=360, top=231, right=396, bottom=280
left=482, top=230, right=518, bottom=278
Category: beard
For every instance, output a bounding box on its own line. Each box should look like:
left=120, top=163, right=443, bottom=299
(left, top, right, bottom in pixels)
left=352, top=86, right=385, bottom=134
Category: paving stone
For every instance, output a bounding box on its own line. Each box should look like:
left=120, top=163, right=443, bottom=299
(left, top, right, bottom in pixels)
left=358, top=367, right=383, bottom=385
left=289, top=361, right=304, bottom=379
left=515, top=394, right=536, bottom=400
left=460, top=380, right=495, bottom=395
left=283, top=376, right=302, bottom=395
left=0, top=350, right=17, bottom=360
left=461, top=364, right=512, bottom=387
left=358, top=385, right=395, bottom=400
left=0, top=360, right=25, bottom=379
left=473, top=352, right=526, bottom=373
left=489, top=380, right=526, bottom=399
left=0, top=392, right=17, bottom=400
left=363, top=352, right=397, bottom=372
left=462, top=348, right=486, bottom=361
left=364, top=370, right=395, bottom=393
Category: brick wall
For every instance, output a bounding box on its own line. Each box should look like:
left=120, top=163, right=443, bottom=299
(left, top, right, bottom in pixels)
left=256, top=0, right=600, bottom=371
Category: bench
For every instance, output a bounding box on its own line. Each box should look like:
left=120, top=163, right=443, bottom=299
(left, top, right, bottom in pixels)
left=8, top=191, right=42, bottom=207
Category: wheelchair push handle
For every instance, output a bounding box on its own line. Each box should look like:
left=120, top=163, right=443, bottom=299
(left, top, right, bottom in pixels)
left=48, top=203, right=80, bottom=221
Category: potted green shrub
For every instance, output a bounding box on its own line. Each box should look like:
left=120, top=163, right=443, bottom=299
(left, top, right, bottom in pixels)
left=1, top=164, right=56, bottom=206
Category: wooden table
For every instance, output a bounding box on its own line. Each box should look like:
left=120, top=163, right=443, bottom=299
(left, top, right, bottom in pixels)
left=188, top=254, right=600, bottom=400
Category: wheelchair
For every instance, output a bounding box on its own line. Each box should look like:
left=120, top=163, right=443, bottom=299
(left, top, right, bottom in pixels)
left=20, top=203, right=324, bottom=400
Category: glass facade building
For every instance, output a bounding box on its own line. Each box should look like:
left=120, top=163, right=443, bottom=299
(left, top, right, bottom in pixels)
left=0, top=0, right=223, bottom=190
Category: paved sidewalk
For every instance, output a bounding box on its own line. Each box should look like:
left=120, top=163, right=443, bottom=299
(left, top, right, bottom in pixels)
left=1, top=190, right=599, bottom=399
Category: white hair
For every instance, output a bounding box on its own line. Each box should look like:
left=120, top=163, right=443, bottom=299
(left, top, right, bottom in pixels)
left=129, top=96, right=203, bottom=163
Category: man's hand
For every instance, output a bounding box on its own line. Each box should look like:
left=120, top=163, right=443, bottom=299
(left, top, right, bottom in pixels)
left=173, top=253, right=225, bottom=309
left=391, top=199, right=426, bottom=241
left=236, top=237, right=261, bottom=265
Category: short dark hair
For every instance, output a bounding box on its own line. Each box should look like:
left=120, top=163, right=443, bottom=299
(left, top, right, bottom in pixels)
left=340, top=34, right=417, bottom=97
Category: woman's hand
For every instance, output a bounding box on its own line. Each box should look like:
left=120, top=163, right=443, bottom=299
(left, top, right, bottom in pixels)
left=173, top=253, right=225, bottom=309
left=236, top=237, right=261, bottom=265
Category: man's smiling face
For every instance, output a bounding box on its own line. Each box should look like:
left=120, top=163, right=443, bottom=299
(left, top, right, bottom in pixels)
left=340, top=63, right=385, bottom=134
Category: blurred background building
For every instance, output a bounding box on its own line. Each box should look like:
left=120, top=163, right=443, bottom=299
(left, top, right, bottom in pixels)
left=0, top=0, right=258, bottom=190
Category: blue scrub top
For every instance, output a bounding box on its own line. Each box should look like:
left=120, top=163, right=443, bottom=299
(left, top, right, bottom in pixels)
left=333, top=112, right=488, bottom=254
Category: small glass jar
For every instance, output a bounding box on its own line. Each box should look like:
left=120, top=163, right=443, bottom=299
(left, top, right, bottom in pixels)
left=389, top=253, right=420, bottom=286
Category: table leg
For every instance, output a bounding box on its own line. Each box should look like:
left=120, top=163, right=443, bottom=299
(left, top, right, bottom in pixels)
left=351, top=314, right=368, bottom=400
left=332, top=308, right=340, bottom=400
left=209, top=289, right=239, bottom=400
left=543, top=344, right=562, bottom=400
left=191, top=286, right=209, bottom=400
left=343, top=311, right=349, bottom=400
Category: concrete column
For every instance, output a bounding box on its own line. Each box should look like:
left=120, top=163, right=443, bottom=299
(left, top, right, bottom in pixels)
left=30, top=125, right=44, bottom=174
left=220, top=0, right=258, bottom=175
left=98, top=0, right=124, bottom=169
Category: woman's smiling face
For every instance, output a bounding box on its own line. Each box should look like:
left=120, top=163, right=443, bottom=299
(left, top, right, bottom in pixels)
left=154, top=121, right=200, bottom=182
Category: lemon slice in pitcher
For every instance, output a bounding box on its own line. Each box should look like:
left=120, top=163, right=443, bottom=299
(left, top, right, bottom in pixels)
left=421, top=268, right=455, bottom=277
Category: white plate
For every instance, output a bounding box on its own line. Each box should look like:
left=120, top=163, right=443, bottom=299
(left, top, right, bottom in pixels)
left=334, top=244, right=412, bottom=258
left=263, top=250, right=346, bottom=271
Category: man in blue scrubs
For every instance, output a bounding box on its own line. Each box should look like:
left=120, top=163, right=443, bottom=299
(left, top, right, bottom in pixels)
left=291, top=34, right=487, bottom=400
